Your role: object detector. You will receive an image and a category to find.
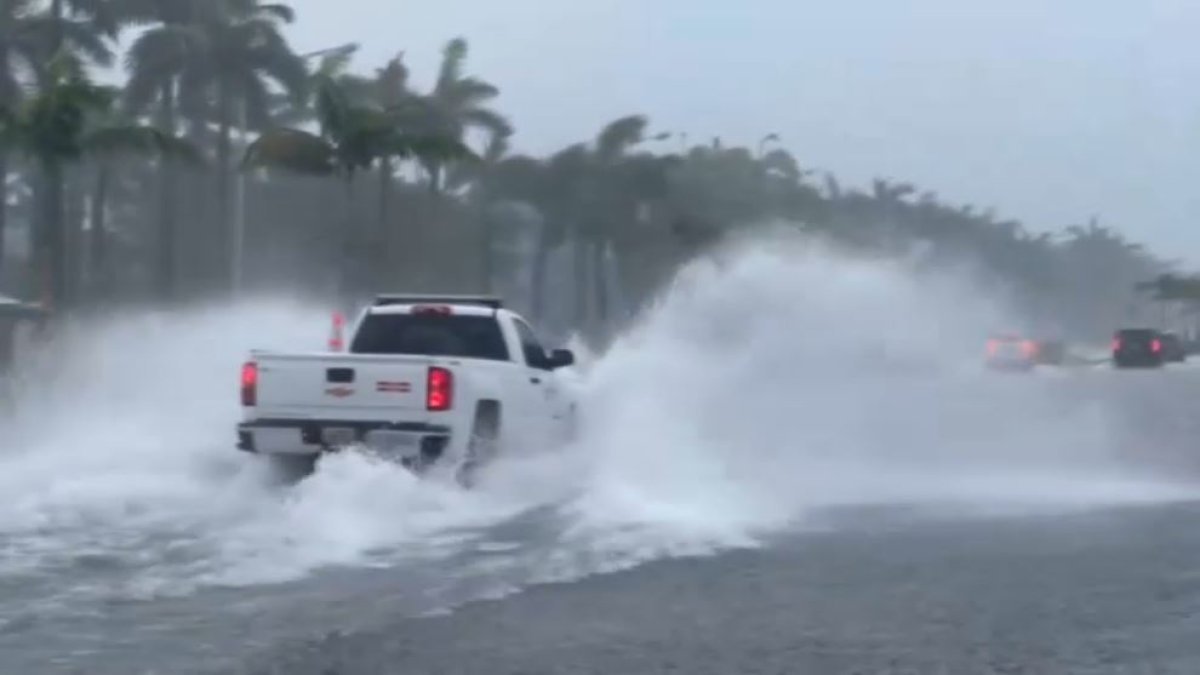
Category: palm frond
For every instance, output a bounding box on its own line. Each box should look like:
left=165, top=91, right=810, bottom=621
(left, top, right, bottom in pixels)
left=386, top=132, right=476, bottom=164
left=595, top=115, right=648, bottom=162
left=435, top=37, right=468, bottom=95
left=332, top=73, right=378, bottom=107
left=123, top=24, right=204, bottom=76
left=315, top=47, right=355, bottom=80
left=482, top=132, right=510, bottom=164
left=242, top=127, right=335, bottom=175
left=84, top=125, right=204, bottom=165
left=0, top=66, right=24, bottom=109
left=246, top=40, right=308, bottom=101
left=64, top=0, right=124, bottom=36
left=238, top=72, right=271, bottom=129
left=374, top=54, right=410, bottom=107
left=461, top=107, right=512, bottom=138
left=22, top=17, right=116, bottom=67
left=311, top=75, right=354, bottom=140
left=0, top=0, right=39, bottom=16
left=254, top=3, right=296, bottom=23
left=442, top=76, right=499, bottom=107
left=122, top=25, right=205, bottom=113
left=220, top=0, right=292, bottom=22
left=0, top=105, right=15, bottom=148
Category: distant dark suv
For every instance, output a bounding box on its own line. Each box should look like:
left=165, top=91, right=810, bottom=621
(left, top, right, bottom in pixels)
left=1112, top=328, right=1164, bottom=368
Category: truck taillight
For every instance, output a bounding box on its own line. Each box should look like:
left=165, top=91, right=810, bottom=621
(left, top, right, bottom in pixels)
left=427, top=366, right=452, bottom=411
left=1151, top=339, right=1162, bottom=353
left=241, top=361, right=258, bottom=406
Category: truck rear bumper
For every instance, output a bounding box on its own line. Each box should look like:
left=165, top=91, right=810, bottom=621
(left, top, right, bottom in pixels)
left=237, top=418, right=454, bottom=467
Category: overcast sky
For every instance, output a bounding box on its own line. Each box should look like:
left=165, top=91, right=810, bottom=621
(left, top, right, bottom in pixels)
left=284, top=0, right=1200, bottom=262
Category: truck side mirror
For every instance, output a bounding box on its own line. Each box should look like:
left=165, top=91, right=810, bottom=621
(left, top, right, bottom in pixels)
left=548, top=348, right=575, bottom=369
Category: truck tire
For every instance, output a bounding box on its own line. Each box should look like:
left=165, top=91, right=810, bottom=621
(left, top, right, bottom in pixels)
left=457, top=401, right=500, bottom=489
left=265, top=454, right=317, bottom=485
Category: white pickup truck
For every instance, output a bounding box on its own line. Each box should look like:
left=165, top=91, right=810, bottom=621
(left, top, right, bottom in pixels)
left=236, top=295, right=579, bottom=486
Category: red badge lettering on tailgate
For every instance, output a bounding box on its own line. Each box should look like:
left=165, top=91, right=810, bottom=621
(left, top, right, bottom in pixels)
left=376, top=381, right=411, bottom=393
left=325, top=386, right=354, bottom=398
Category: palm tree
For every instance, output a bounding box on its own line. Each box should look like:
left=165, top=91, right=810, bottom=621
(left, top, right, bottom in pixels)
left=0, top=0, right=41, bottom=271
left=1, top=55, right=197, bottom=310
left=486, top=116, right=675, bottom=329
left=33, top=0, right=119, bottom=69
left=88, top=107, right=202, bottom=301
left=304, top=49, right=416, bottom=233
left=243, top=70, right=473, bottom=301
left=1, top=0, right=118, bottom=277
left=121, top=0, right=207, bottom=299
left=417, top=37, right=510, bottom=194
left=122, top=0, right=308, bottom=292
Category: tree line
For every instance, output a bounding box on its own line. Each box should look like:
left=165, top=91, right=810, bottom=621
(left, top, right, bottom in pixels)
left=0, top=0, right=1190, bottom=345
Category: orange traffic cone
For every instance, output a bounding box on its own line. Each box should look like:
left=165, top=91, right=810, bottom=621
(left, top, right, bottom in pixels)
left=328, top=311, right=345, bottom=351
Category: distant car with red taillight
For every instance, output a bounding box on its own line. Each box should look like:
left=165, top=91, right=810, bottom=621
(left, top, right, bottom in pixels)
left=985, top=334, right=1037, bottom=372
left=236, top=295, right=580, bottom=487
left=1112, top=328, right=1165, bottom=369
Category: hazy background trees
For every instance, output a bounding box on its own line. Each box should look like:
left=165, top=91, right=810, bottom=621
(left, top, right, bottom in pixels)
left=0, top=0, right=1190, bottom=347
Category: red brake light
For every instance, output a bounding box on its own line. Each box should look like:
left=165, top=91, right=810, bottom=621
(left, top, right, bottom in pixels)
left=1111, top=337, right=1121, bottom=351
left=1151, top=339, right=1162, bottom=353
left=241, top=361, right=258, bottom=407
left=413, top=305, right=452, bottom=315
left=426, top=366, right=453, bottom=411
left=986, top=339, right=998, bottom=356
left=1020, top=340, right=1037, bottom=356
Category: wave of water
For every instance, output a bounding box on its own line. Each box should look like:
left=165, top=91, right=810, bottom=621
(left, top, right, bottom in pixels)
left=0, top=235, right=1195, bottom=627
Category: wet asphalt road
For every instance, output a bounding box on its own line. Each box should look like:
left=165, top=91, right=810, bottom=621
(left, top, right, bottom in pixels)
left=9, top=364, right=1200, bottom=675
left=223, top=499, right=1200, bottom=672
left=226, top=501, right=1200, bottom=675
left=218, top=366, right=1200, bottom=675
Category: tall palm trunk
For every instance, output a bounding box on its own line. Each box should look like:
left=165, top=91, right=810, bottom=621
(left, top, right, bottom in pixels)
left=0, top=49, right=9, bottom=277
left=0, top=151, right=8, bottom=275
left=38, top=159, right=65, bottom=310
left=423, top=159, right=443, bottom=195
left=50, top=0, right=64, bottom=48
left=338, top=174, right=358, bottom=306
left=480, top=210, right=494, bottom=294
left=530, top=222, right=552, bottom=322
left=89, top=162, right=109, bottom=296
left=592, top=240, right=610, bottom=328
left=63, top=166, right=84, bottom=304
left=377, top=158, right=391, bottom=231
left=157, top=84, right=179, bottom=302
left=215, top=80, right=233, bottom=294
left=375, top=159, right=391, bottom=287
left=572, top=230, right=590, bottom=334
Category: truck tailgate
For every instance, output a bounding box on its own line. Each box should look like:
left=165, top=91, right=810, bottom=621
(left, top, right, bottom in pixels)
left=254, top=352, right=435, bottom=417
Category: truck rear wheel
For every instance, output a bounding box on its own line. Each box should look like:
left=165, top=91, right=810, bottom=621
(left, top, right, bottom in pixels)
left=457, top=402, right=500, bottom=489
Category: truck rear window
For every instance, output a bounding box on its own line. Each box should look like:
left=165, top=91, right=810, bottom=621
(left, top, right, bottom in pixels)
left=349, top=313, right=510, bottom=361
